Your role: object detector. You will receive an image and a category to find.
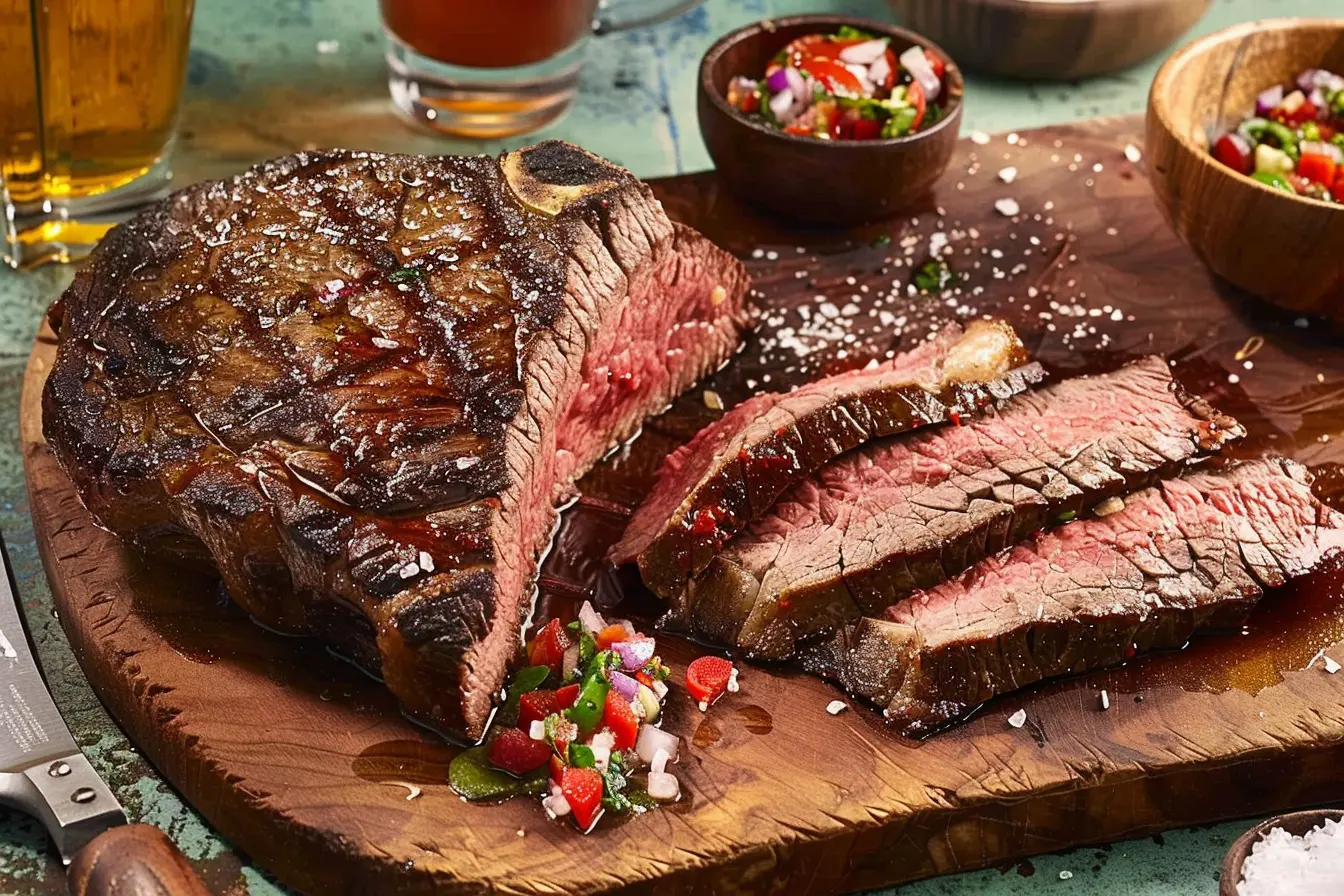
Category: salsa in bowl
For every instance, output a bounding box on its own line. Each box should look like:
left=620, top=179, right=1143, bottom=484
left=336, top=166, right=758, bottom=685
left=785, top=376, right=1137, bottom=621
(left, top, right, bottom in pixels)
left=724, top=24, right=951, bottom=141
left=697, top=15, right=964, bottom=225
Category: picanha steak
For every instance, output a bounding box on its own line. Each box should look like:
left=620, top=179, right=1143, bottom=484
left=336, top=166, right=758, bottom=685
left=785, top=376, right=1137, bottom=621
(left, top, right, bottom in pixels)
left=803, top=457, right=1344, bottom=735
left=42, top=142, right=752, bottom=740
left=686, top=358, right=1244, bottom=658
left=611, top=320, right=1044, bottom=604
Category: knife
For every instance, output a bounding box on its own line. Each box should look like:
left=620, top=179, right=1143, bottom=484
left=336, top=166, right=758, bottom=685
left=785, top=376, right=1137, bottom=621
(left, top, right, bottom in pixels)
left=0, top=530, right=210, bottom=896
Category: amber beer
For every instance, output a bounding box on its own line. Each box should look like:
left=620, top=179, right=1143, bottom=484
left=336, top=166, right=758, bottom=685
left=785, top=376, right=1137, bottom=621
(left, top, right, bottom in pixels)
left=0, top=0, right=194, bottom=266
left=379, top=0, right=701, bottom=138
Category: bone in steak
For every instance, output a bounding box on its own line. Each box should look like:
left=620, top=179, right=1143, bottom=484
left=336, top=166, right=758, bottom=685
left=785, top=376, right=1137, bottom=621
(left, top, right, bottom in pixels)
left=686, top=357, right=1244, bottom=659
left=42, top=142, right=751, bottom=740
left=802, top=457, right=1344, bottom=735
left=610, top=320, right=1044, bottom=604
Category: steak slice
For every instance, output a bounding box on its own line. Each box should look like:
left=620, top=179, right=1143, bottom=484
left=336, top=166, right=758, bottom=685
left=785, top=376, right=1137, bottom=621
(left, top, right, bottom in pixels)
left=803, top=457, right=1344, bottom=735
left=610, top=320, right=1044, bottom=603
left=688, top=358, right=1244, bottom=658
left=42, top=142, right=752, bottom=740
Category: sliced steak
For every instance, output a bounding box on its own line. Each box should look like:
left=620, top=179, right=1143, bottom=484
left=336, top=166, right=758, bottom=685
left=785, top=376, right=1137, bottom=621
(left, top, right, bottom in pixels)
left=43, top=142, right=752, bottom=740
left=610, top=320, right=1044, bottom=603
left=688, top=358, right=1244, bottom=658
left=803, top=457, right=1344, bottom=735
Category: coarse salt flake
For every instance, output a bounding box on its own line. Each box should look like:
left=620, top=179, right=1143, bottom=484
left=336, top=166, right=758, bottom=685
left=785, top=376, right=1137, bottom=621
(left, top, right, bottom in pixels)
left=970, top=131, right=991, bottom=145
left=1238, top=817, right=1344, bottom=895
left=317, top=39, right=340, bottom=54
left=995, top=198, right=1020, bottom=217
left=1124, top=144, right=1142, bottom=163
left=1327, top=656, right=1342, bottom=674
left=998, top=166, right=1018, bottom=184
left=1007, top=708, right=1028, bottom=728
left=826, top=700, right=848, bottom=715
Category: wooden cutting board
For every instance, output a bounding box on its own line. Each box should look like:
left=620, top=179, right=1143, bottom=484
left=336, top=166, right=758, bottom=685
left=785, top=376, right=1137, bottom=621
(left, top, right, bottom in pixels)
left=23, top=116, right=1344, bottom=896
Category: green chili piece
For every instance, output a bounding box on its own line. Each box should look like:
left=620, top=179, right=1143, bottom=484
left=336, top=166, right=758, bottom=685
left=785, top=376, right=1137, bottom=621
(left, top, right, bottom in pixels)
left=882, top=107, right=918, bottom=138
left=1243, top=119, right=1300, bottom=160
left=1252, top=171, right=1295, bottom=194
left=567, top=743, right=597, bottom=769
left=565, top=676, right=609, bottom=736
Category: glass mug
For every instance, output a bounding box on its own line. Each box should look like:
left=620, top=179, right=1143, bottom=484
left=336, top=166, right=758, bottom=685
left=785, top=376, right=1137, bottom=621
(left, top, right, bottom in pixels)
left=0, top=0, right=194, bottom=268
left=381, top=0, right=704, bottom=138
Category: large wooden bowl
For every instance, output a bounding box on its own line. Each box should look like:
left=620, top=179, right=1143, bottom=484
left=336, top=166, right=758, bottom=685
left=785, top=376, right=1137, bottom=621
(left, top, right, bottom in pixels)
left=887, top=0, right=1211, bottom=80
left=697, top=15, right=963, bottom=226
left=1219, top=809, right=1344, bottom=896
left=1147, top=19, right=1344, bottom=320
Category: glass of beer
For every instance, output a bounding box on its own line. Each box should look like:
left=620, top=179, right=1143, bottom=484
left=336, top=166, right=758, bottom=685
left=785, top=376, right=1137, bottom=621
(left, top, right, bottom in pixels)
left=0, top=0, right=195, bottom=268
left=381, top=0, right=704, bottom=138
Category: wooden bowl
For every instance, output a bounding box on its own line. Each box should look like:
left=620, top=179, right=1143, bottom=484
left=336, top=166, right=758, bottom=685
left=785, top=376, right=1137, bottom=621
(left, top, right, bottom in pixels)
left=1219, top=809, right=1344, bottom=896
left=887, top=0, right=1211, bottom=80
left=697, top=15, right=963, bottom=226
left=1147, top=19, right=1344, bottom=320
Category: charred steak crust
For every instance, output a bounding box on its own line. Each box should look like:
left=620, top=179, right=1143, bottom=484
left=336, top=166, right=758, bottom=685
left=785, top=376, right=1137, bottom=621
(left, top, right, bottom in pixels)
left=611, top=320, right=1045, bottom=604
left=690, top=357, right=1246, bottom=659
left=43, top=142, right=752, bottom=740
left=804, top=457, right=1344, bottom=735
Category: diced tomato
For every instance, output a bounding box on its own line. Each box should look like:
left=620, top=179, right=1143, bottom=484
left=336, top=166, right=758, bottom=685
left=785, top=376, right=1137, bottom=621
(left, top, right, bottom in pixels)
left=1273, top=99, right=1318, bottom=127
left=560, top=767, right=605, bottom=832
left=527, top=619, right=571, bottom=673
left=851, top=116, right=882, bottom=140
left=602, top=691, right=640, bottom=751
left=1335, top=166, right=1344, bottom=193
left=634, top=670, right=654, bottom=687
left=1212, top=133, right=1253, bottom=175
left=686, top=655, right=735, bottom=707
left=782, top=35, right=865, bottom=63
left=908, top=80, right=927, bottom=131
left=549, top=754, right=565, bottom=786
left=799, top=57, right=864, bottom=97
left=739, top=90, right=760, bottom=114
left=878, top=48, right=897, bottom=91
left=1320, top=122, right=1337, bottom=142
left=555, top=683, right=580, bottom=709
left=488, top=728, right=552, bottom=775
left=1299, top=151, right=1338, bottom=187
left=518, top=689, right=558, bottom=731
left=784, top=121, right=813, bottom=136
left=924, top=48, right=946, bottom=80
left=595, top=624, right=630, bottom=650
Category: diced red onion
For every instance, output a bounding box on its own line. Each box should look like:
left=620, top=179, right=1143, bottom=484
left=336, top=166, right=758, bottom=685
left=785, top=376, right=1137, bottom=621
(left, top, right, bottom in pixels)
left=839, top=38, right=889, bottom=65
left=613, top=637, right=655, bottom=671
left=542, top=792, right=570, bottom=818
left=591, top=730, right=616, bottom=753
left=1298, top=68, right=1344, bottom=94
left=1309, top=87, right=1328, bottom=116
left=608, top=668, right=640, bottom=700
left=765, top=67, right=791, bottom=93
left=1303, top=140, right=1344, bottom=164
left=561, top=643, right=580, bottom=680
left=651, top=679, right=669, bottom=700
left=783, top=65, right=806, bottom=101
left=769, top=89, right=797, bottom=123
left=651, top=747, right=671, bottom=775
left=869, top=54, right=891, bottom=90
left=578, top=600, right=605, bottom=634
left=647, top=771, right=680, bottom=801
left=635, top=724, right=679, bottom=766
left=899, top=45, right=941, bottom=102
left=1255, top=84, right=1284, bottom=116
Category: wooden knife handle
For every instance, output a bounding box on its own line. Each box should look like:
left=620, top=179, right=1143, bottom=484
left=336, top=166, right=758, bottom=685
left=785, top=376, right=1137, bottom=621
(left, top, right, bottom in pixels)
left=68, top=824, right=212, bottom=896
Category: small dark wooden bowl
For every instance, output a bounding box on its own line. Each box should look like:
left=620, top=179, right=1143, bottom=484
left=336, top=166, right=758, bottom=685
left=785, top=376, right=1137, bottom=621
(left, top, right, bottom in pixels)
left=697, top=15, right=963, bottom=226
left=888, top=0, right=1211, bottom=80
left=1219, top=809, right=1344, bottom=896
left=1147, top=18, right=1344, bottom=320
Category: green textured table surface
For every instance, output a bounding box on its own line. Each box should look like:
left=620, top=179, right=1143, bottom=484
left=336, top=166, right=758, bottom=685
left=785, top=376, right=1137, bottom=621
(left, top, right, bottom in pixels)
left=1, top=0, right=1340, bottom=893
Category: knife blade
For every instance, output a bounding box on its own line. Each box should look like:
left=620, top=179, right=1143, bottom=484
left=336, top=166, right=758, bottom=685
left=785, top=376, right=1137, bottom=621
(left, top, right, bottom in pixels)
left=0, top=530, right=123, bottom=862
left=0, top=530, right=211, bottom=896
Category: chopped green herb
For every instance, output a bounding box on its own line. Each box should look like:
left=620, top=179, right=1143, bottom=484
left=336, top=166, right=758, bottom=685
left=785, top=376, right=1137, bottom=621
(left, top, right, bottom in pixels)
left=600, top=753, right=636, bottom=813
left=881, top=106, right=918, bottom=139
left=388, top=266, right=425, bottom=284
left=835, top=25, right=880, bottom=41
left=872, top=234, right=892, bottom=247
left=912, top=259, right=956, bottom=293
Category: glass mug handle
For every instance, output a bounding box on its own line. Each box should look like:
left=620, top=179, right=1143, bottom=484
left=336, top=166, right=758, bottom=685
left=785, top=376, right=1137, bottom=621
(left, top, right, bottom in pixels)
left=594, top=0, right=704, bottom=35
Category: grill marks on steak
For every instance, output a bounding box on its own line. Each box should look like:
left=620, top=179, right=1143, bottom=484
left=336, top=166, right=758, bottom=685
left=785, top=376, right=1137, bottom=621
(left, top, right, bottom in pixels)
left=611, top=320, right=1045, bottom=602
left=803, top=458, right=1344, bottom=735
left=685, top=358, right=1245, bottom=659
left=43, top=142, right=751, bottom=740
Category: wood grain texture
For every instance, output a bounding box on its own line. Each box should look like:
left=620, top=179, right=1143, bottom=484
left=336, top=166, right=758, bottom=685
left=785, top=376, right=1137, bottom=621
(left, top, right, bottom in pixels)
left=887, top=0, right=1211, bottom=80
left=68, top=826, right=212, bottom=896
left=696, top=15, right=963, bottom=225
left=24, top=117, right=1344, bottom=896
left=1147, top=18, right=1344, bottom=320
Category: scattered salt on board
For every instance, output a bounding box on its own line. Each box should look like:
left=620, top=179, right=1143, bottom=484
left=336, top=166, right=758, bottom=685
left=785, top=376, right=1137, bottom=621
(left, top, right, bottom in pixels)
left=1007, top=708, right=1027, bottom=728
left=1239, top=818, right=1344, bottom=895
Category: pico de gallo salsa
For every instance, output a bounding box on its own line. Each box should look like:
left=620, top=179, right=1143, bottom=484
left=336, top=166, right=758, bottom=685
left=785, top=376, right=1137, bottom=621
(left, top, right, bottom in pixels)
left=725, top=26, right=950, bottom=140
left=449, top=602, right=681, bottom=833
left=1211, top=67, right=1344, bottom=203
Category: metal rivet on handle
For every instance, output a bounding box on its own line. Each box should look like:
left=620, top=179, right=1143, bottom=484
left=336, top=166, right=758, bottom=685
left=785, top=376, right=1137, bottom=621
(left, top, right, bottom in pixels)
left=48, top=761, right=71, bottom=777
left=71, top=787, right=96, bottom=804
